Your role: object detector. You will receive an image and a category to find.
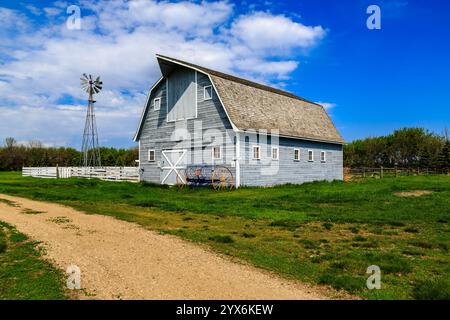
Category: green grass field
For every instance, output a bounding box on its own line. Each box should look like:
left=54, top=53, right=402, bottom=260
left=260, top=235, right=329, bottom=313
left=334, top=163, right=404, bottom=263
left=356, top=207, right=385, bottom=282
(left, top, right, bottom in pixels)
left=0, top=171, right=449, bottom=299
left=0, top=220, right=67, bottom=299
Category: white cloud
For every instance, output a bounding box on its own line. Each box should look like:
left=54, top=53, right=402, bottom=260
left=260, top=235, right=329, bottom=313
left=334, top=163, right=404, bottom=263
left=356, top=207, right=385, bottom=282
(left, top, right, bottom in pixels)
left=234, top=58, right=299, bottom=80
left=43, top=7, right=62, bottom=16
left=231, top=12, right=325, bottom=54
left=25, top=5, right=41, bottom=16
left=316, top=102, right=337, bottom=110
left=0, top=1, right=327, bottom=147
left=0, top=7, right=30, bottom=34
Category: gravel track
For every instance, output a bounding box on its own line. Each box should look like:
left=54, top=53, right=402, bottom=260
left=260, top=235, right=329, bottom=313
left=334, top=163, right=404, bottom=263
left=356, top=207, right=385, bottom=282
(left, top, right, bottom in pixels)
left=0, top=194, right=332, bottom=300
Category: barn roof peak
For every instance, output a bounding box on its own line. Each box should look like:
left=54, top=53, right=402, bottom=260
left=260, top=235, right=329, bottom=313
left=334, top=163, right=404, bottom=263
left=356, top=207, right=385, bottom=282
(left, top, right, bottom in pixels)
left=135, top=54, right=344, bottom=144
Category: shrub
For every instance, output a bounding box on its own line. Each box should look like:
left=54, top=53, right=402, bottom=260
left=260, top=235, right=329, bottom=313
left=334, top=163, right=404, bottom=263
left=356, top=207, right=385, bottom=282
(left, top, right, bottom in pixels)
left=437, top=242, right=448, bottom=252
left=413, top=278, right=450, bottom=300
left=241, top=232, right=256, bottom=238
left=387, top=221, right=406, bottom=227
left=319, top=272, right=363, bottom=292
left=208, top=235, right=234, bottom=244
left=408, top=240, right=433, bottom=249
left=322, top=222, right=333, bottom=230
left=352, top=241, right=379, bottom=248
left=269, top=220, right=299, bottom=229
left=298, top=239, right=320, bottom=249
left=330, top=260, right=348, bottom=270
left=404, top=227, right=419, bottom=233
left=350, top=227, right=360, bottom=234
left=0, top=240, right=6, bottom=253
left=365, top=252, right=413, bottom=274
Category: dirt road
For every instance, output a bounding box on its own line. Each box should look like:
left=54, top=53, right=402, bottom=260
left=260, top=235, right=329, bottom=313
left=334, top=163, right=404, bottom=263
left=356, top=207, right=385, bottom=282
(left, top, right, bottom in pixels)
left=0, top=194, right=331, bottom=300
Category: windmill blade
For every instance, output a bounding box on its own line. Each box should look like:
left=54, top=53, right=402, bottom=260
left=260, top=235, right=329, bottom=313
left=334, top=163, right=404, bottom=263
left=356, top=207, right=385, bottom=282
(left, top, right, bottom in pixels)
left=80, top=73, right=89, bottom=88
left=80, top=74, right=103, bottom=95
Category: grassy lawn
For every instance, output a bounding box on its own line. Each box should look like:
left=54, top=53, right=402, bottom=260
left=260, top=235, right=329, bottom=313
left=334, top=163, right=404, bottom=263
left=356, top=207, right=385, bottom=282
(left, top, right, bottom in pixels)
left=0, top=171, right=449, bottom=299
left=0, top=220, right=67, bottom=299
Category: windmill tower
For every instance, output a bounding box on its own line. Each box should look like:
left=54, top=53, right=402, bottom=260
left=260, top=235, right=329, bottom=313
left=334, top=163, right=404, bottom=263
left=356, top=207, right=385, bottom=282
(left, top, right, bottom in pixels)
left=80, top=74, right=102, bottom=167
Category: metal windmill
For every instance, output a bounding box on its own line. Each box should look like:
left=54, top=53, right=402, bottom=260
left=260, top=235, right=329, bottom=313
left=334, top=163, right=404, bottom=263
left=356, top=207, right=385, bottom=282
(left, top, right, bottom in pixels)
left=80, top=73, right=102, bottom=167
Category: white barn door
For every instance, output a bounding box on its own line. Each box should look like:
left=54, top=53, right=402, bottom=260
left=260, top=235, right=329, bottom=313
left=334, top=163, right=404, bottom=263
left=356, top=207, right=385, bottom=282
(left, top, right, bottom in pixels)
left=160, top=150, right=186, bottom=185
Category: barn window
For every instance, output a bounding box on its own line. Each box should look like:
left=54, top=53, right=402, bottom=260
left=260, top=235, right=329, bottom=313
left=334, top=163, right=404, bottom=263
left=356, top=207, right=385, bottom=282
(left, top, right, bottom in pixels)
left=212, top=146, right=221, bottom=160
left=153, top=97, right=161, bottom=111
left=204, top=85, right=212, bottom=100
left=148, top=149, right=155, bottom=162
left=320, top=151, right=326, bottom=162
left=272, top=147, right=279, bottom=160
left=308, top=150, right=314, bottom=162
left=294, top=148, right=300, bottom=161
left=252, top=145, right=261, bottom=160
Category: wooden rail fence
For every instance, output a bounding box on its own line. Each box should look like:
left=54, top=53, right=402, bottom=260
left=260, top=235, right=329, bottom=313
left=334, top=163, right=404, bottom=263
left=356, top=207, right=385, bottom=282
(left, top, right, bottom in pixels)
left=344, top=167, right=449, bottom=181
left=22, top=166, right=139, bottom=182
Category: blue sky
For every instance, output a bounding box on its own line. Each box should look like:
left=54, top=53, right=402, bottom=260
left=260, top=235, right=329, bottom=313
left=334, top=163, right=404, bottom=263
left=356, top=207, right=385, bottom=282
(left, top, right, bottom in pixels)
left=0, top=0, right=449, bottom=148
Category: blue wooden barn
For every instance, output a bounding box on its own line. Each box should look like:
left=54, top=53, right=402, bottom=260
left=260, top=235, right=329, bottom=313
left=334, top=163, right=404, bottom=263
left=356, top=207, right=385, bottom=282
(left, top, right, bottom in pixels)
left=134, top=54, right=344, bottom=187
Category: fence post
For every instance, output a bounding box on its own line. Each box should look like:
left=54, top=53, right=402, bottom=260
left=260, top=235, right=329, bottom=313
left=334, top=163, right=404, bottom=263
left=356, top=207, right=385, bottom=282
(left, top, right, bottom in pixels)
left=394, top=166, right=398, bottom=177
left=380, top=166, right=384, bottom=179
left=417, top=167, right=420, bottom=175
left=56, top=164, right=59, bottom=179
left=363, top=168, right=366, bottom=178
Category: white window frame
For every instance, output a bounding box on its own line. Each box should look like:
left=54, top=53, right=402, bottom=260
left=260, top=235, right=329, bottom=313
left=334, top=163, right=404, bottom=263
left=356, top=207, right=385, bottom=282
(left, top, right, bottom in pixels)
left=294, top=148, right=300, bottom=161
left=153, top=97, right=161, bottom=111
left=320, top=151, right=326, bottom=162
left=204, top=85, right=213, bottom=100
left=271, top=146, right=279, bottom=161
left=252, top=145, right=261, bottom=160
left=308, top=150, right=314, bottom=162
left=148, top=149, right=156, bottom=162
left=212, top=146, right=222, bottom=160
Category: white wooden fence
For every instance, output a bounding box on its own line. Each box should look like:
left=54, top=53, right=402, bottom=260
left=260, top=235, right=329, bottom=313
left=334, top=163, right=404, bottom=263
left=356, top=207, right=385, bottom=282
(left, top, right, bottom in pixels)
left=22, top=167, right=139, bottom=182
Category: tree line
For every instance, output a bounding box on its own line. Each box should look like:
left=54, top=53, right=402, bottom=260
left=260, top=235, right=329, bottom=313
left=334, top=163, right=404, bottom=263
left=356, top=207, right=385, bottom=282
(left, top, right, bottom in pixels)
left=1, top=127, right=449, bottom=171
left=0, top=138, right=138, bottom=171
left=344, top=127, right=450, bottom=169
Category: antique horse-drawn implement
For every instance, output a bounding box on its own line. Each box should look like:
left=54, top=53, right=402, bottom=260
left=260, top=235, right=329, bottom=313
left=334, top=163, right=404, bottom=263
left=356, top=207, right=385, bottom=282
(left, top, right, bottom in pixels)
left=176, top=164, right=234, bottom=190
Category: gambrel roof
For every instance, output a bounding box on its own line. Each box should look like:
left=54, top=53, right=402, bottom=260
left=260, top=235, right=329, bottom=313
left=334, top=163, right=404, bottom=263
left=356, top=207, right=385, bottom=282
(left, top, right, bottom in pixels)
left=135, top=54, right=344, bottom=144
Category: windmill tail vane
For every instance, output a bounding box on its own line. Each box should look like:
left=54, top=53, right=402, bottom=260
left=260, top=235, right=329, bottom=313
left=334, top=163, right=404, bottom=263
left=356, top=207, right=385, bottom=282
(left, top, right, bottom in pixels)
left=80, top=74, right=103, bottom=168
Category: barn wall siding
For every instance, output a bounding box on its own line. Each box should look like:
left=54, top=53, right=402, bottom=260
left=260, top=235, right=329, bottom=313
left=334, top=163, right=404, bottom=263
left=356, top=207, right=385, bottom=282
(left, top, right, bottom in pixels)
left=139, top=68, right=235, bottom=184
left=239, top=135, right=343, bottom=186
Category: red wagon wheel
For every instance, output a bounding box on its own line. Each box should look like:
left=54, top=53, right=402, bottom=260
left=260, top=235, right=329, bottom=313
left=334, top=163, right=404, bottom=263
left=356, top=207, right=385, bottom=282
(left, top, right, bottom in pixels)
left=212, top=166, right=234, bottom=190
